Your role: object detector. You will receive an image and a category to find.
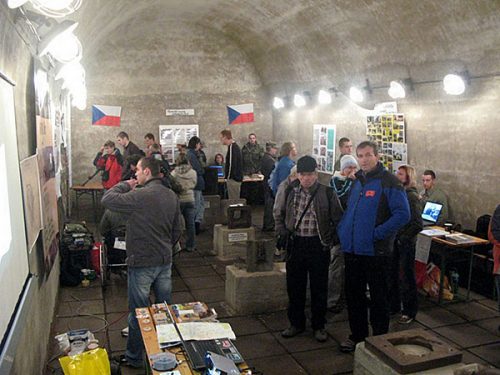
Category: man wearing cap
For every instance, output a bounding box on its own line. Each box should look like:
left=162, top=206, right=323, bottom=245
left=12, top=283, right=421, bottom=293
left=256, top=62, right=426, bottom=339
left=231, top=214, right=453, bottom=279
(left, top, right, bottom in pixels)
left=327, top=154, right=359, bottom=313
left=275, top=156, right=343, bottom=342
left=337, top=141, right=410, bottom=353
left=260, top=141, right=279, bottom=232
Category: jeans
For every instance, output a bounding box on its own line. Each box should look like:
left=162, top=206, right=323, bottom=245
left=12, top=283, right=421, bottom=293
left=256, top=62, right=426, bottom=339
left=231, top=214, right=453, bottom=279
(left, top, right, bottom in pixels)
left=286, top=236, right=329, bottom=330
left=126, top=265, right=172, bottom=366
left=262, top=185, right=275, bottom=231
left=328, top=244, right=344, bottom=309
left=345, top=253, right=390, bottom=342
left=194, top=190, right=205, bottom=224
left=180, top=201, right=196, bottom=250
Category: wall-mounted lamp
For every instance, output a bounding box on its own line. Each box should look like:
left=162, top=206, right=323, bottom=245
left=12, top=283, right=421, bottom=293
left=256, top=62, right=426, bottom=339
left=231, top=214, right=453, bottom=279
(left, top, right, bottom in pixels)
left=38, top=20, right=82, bottom=63
left=273, top=97, right=285, bottom=109
left=318, top=89, right=332, bottom=105
left=443, top=72, right=468, bottom=95
left=293, top=94, right=306, bottom=107
left=8, top=0, right=83, bottom=18
left=349, top=86, right=364, bottom=102
left=388, top=81, right=406, bottom=99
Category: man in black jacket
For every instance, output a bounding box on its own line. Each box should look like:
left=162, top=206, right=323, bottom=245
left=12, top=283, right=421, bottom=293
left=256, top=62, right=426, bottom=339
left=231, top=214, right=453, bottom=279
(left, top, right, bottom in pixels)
left=117, top=131, right=145, bottom=180
left=260, top=141, right=278, bottom=231
left=220, top=129, right=243, bottom=199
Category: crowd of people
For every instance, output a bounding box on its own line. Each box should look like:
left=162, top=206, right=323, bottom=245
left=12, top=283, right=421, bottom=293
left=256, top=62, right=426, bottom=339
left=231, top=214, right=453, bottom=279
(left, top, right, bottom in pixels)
left=92, top=130, right=499, bottom=368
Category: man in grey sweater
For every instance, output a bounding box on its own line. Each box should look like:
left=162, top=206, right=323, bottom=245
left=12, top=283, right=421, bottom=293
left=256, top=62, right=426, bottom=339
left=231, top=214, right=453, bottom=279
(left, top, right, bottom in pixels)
left=102, top=156, right=181, bottom=368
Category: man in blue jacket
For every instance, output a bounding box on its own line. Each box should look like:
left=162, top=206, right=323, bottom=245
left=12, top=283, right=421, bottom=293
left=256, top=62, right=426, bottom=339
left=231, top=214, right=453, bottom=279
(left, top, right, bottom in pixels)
left=338, top=141, right=410, bottom=353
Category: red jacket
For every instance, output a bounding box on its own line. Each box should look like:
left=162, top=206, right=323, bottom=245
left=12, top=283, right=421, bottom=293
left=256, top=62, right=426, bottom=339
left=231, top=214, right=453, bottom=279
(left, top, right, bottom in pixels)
left=94, top=151, right=123, bottom=189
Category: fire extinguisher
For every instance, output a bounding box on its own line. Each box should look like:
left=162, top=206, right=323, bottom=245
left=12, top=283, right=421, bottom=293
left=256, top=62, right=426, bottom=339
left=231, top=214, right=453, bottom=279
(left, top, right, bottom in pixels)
left=91, top=242, right=102, bottom=275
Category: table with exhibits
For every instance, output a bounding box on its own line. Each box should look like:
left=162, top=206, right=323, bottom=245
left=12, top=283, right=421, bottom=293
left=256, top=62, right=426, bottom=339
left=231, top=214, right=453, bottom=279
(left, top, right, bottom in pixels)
left=136, top=306, right=250, bottom=374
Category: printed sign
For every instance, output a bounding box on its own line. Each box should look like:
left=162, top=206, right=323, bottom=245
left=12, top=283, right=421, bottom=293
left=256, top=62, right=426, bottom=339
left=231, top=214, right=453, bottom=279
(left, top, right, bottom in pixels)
left=228, top=233, right=248, bottom=242
left=166, top=109, right=195, bottom=116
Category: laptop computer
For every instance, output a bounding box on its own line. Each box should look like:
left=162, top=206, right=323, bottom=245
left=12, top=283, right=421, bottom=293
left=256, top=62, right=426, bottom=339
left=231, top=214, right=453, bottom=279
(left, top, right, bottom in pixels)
left=209, top=165, right=224, bottom=178
left=164, top=304, right=244, bottom=371
left=421, top=201, right=444, bottom=226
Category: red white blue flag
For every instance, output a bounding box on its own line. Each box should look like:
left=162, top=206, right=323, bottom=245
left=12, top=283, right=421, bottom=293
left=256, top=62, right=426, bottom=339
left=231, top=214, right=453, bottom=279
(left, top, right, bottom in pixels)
left=227, top=103, right=254, bottom=125
left=92, top=104, right=121, bottom=127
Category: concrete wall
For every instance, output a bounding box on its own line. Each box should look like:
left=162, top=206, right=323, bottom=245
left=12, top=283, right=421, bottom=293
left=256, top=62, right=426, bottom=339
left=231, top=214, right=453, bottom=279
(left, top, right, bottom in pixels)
left=0, top=4, right=60, bottom=375
left=71, top=20, right=272, bottom=183
left=271, top=74, right=500, bottom=230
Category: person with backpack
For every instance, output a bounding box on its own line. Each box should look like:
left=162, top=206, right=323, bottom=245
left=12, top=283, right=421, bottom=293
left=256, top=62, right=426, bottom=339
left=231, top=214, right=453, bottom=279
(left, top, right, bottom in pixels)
left=171, top=154, right=198, bottom=252
left=274, top=156, right=343, bottom=343
left=93, top=140, right=124, bottom=189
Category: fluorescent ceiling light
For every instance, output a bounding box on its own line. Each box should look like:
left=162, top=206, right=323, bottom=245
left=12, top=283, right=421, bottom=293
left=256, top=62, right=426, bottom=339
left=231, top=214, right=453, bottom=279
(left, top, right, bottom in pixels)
left=294, top=94, right=306, bottom=107
left=7, top=0, right=28, bottom=8
left=273, top=97, right=284, bottom=109
left=349, top=87, right=364, bottom=103
left=318, top=89, right=332, bottom=104
left=388, top=81, right=406, bottom=99
left=443, top=74, right=465, bottom=95
left=38, top=20, right=81, bottom=63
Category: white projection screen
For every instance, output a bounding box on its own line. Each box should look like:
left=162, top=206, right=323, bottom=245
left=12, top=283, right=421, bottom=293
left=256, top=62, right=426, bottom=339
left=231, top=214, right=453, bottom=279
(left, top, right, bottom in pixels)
left=0, top=77, right=29, bottom=347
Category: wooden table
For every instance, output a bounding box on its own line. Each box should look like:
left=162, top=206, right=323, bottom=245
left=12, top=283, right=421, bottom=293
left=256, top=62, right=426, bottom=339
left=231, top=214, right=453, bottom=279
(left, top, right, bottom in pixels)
left=136, top=306, right=250, bottom=375
left=428, top=227, right=489, bottom=304
left=71, top=181, right=104, bottom=223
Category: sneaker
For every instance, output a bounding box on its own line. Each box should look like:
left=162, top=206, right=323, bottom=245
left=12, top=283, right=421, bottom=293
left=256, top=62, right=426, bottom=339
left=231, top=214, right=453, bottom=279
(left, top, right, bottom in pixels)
left=340, top=338, right=357, bottom=353
left=314, top=329, right=328, bottom=342
left=398, top=315, right=414, bottom=324
left=121, top=327, right=128, bottom=337
left=111, top=354, right=143, bottom=368
left=281, top=326, right=305, bottom=338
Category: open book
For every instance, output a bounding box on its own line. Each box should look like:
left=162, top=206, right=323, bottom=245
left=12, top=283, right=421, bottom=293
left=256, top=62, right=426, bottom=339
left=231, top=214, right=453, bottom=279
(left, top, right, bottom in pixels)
left=169, top=302, right=218, bottom=323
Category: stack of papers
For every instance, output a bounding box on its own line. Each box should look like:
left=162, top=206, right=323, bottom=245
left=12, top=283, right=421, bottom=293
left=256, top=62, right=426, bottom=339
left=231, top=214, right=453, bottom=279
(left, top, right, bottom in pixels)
left=420, top=228, right=448, bottom=237
left=157, top=322, right=236, bottom=348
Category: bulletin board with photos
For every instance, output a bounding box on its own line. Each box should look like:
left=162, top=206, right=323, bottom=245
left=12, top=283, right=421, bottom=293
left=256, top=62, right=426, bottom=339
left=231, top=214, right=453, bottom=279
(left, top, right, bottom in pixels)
left=312, top=124, right=336, bottom=173
left=159, top=124, right=199, bottom=165
left=366, top=114, right=407, bottom=172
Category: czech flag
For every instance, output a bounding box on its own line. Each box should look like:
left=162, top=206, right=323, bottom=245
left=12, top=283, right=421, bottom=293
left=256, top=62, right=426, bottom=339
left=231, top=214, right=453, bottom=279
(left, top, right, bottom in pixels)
left=92, top=105, right=121, bottom=127
left=227, top=103, right=254, bottom=125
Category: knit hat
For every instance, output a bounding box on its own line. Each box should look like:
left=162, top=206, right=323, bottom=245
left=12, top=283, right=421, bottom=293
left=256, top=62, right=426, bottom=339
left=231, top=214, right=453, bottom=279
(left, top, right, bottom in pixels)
left=340, top=155, right=359, bottom=171
left=297, top=156, right=317, bottom=173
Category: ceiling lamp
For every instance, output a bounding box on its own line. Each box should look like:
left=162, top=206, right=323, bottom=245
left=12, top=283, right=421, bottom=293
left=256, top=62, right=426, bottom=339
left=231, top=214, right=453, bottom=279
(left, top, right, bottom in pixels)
left=318, top=89, right=332, bottom=104
left=443, top=74, right=465, bottom=95
left=8, top=0, right=83, bottom=18
left=349, top=86, right=364, bottom=103
left=388, top=81, right=406, bottom=99
left=294, top=94, right=306, bottom=108
left=38, top=20, right=82, bottom=63
left=273, top=97, right=285, bottom=109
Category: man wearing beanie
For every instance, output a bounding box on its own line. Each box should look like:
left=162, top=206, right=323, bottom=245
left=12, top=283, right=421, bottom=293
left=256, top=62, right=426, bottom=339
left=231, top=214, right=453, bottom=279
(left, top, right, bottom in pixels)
left=274, top=155, right=343, bottom=342
left=327, top=154, right=359, bottom=314
left=337, top=141, right=410, bottom=353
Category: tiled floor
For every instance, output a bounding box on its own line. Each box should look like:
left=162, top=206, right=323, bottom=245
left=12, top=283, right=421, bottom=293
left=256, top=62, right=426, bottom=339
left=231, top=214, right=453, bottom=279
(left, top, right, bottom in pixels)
left=44, top=206, right=500, bottom=374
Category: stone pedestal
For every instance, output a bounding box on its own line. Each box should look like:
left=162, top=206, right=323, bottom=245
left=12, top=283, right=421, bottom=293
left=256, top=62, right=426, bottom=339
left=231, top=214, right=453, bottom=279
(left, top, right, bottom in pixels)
left=213, top=225, right=255, bottom=260
left=227, top=205, right=252, bottom=229
left=225, top=263, right=288, bottom=314
left=203, top=195, right=222, bottom=227
left=220, top=198, right=246, bottom=225
left=354, top=342, right=465, bottom=375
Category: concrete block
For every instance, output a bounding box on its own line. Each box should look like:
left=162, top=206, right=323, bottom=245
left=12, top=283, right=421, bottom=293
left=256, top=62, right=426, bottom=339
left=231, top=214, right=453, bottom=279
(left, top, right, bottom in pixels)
left=213, top=225, right=255, bottom=260
left=225, top=263, right=287, bottom=314
left=220, top=199, right=246, bottom=225
left=354, top=340, right=465, bottom=375
left=227, top=205, right=252, bottom=229
left=246, top=239, right=274, bottom=272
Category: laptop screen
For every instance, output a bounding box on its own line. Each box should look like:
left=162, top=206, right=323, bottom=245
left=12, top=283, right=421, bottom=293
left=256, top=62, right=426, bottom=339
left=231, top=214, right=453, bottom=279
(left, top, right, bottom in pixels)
left=421, top=201, right=443, bottom=223
left=209, top=165, right=224, bottom=178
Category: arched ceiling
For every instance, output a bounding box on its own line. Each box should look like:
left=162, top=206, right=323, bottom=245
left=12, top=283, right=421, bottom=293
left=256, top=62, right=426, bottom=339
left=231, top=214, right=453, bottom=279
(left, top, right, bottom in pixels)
left=71, top=0, right=500, bottom=86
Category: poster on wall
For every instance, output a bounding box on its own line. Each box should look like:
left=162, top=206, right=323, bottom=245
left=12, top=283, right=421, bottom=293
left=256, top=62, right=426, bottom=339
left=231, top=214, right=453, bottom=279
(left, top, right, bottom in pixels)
left=159, top=124, right=199, bottom=164
left=20, top=155, right=42, bottom=253
left=35, top=62, right=59, bottom=275
left=366, top=114, right=406, bottom=172
left=312, top=124, right=336, bottom=173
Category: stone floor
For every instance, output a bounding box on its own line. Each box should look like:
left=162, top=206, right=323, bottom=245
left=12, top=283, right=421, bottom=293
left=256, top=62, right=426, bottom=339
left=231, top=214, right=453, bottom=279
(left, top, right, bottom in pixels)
left=44, top=205, right=500, bottom=374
